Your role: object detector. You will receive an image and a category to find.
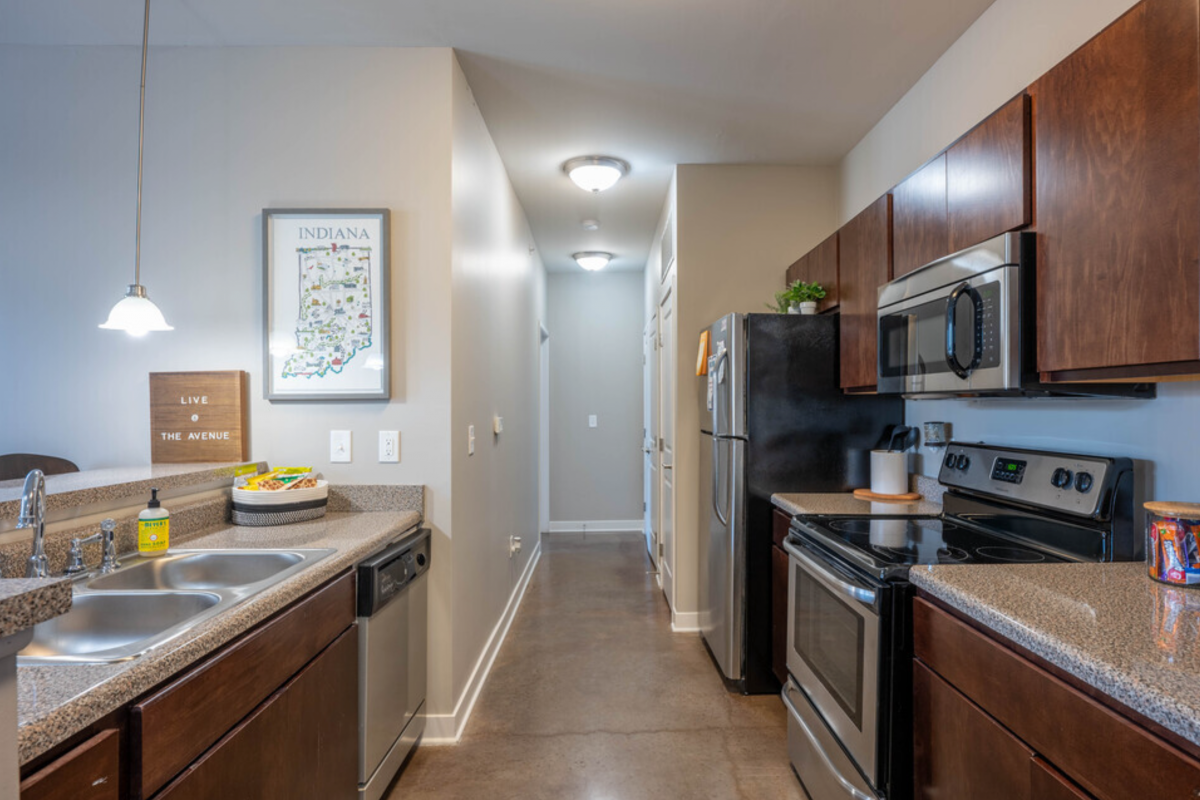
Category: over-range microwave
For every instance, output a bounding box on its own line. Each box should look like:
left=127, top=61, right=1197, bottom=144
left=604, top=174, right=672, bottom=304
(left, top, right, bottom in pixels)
left=876, top=232, right=1153, bottom=399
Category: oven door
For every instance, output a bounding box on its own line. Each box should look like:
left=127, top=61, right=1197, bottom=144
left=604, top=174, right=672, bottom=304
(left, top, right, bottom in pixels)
left=877, top=264, right=1016, bottom=396
left=784, top=537, right=883, bottom=787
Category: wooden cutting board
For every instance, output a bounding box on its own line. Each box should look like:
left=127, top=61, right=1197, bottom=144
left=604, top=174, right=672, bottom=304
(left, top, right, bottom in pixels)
left=853, top=488, right=923, bottom=503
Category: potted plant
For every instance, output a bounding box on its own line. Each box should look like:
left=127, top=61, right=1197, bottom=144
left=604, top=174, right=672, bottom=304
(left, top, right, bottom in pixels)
left=767, top=281, right=826, bottom=314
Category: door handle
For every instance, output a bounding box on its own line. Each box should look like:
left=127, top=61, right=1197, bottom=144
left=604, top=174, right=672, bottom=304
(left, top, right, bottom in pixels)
left=783, top=538, right=876, bottom=605
left=945, top=281, right=983, bottom=379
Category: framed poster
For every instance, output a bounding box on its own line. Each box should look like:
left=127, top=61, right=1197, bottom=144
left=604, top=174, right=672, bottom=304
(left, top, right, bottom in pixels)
left=263, top=209, right=389, bottom=400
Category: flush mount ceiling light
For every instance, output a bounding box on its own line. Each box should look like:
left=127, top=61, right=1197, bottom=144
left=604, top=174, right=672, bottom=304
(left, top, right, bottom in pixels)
left=581, top=219, right=601, bottom=231
left=99, top=0, right=173, bottom=337
left=563, top=156, right=629, bottom=193
left=573, top=252, right=612, bottom=271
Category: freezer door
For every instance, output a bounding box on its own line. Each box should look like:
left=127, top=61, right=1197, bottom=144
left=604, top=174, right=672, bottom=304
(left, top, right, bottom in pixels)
left=708, top=313, right=746, bottom=438
left=702, top=435, right=746, bottom=681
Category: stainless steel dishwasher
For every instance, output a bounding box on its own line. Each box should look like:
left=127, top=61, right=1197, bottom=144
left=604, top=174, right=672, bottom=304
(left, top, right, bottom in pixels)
left=357, top=527, right=429, bottom=800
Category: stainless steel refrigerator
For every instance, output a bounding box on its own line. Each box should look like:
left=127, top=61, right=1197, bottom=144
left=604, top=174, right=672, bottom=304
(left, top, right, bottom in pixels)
left=699, top=313, right=901, bottom=694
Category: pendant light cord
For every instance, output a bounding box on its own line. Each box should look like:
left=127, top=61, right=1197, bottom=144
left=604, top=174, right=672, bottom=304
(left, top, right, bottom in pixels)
left=134, top=0, right=150, bottom=288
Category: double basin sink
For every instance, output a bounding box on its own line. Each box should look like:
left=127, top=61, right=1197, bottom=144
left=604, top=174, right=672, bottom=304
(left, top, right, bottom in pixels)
left=18, top=549, right=334, bottom=665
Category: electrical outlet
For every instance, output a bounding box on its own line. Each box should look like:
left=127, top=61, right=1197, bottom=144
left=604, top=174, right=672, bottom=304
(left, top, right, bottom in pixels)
left=379, top=431, right=399, bottom=463
left=588, top=414, right=598, bottom=428
left=509, top=535, right=522, bottom=557
left=468, top=425, right=476, bottom=456
left=493, top=415, right=504, bottom=435
left=330, top=430, right=352, bottom=463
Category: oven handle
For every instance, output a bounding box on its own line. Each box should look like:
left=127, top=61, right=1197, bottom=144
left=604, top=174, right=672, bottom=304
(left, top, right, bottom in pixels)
left=945, top=281, right=983, bottom=379
left=781, top=683, right=877, bottom=800
left=783, top=538, right=877, bottom=606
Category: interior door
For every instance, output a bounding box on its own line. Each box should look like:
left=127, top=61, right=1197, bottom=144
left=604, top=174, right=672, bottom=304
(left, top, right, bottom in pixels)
left=658, top=271, right=676, bottom=610
left=643, top=316, right=659, bottom=565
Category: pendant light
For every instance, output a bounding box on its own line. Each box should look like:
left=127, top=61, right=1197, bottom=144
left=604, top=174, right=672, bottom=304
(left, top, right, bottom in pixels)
left=100, top=0, right=173, bottom=336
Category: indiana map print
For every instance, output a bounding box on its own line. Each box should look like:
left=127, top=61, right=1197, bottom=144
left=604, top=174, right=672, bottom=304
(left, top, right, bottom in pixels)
left=281, top=243, right=373, bottom=379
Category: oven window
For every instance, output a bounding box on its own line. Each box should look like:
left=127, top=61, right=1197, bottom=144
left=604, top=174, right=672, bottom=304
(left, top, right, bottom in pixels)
left=793, top=565, right=865, bottom=728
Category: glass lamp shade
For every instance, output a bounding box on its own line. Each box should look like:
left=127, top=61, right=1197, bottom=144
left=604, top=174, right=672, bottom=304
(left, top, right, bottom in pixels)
left=99, top=285, right=173, bottom=336
left=573, top=252, right=612, bottom=271
left=563, top=156, right=629, bottom=193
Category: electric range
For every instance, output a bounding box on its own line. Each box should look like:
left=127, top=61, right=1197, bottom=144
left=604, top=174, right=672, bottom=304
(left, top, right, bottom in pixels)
left=780, top=442, right=1141, bottom=800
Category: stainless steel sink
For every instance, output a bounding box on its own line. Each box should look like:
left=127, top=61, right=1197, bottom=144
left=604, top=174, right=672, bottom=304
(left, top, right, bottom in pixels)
left=18, top=548, right=335, bottom=665
left=86, top=551, right=308, bottom=591
left=19, top=591, right=221, bottom=664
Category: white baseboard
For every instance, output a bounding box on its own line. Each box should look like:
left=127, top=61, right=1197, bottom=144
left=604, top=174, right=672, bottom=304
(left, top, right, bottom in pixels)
left=671, top=611, right=701, bottom=633
left=422, top=536, right=542, bottom=745
left=548, top=519, right=643, bottom=533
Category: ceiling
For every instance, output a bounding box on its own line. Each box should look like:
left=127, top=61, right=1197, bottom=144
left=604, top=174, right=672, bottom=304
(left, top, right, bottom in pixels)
left=1, top=0, right=996, bottom=273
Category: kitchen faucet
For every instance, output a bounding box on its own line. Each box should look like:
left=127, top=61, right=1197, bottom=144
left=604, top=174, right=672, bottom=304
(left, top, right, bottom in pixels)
left=16, top=469, right=49, bottom=578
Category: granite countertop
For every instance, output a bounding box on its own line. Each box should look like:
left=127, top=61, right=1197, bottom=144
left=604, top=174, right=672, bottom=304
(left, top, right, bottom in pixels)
left=17, top=510, right=421, bottom=765
left=910, top=562, right=1200, bottom=748
left=772, top=492, right=942, bottom=517
left=0, top=579, right=72, bottom=638
left=0, top=462, right=267, bottom=520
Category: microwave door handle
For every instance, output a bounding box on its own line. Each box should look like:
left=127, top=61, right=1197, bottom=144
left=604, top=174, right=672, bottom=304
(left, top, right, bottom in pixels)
left=945, top=281, right=984, bottom=379
left=783, top=538, right=876, bottom=605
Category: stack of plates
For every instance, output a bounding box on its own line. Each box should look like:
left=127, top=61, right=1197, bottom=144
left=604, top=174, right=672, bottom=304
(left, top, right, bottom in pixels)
left=232, top=480, right=329, bottom=526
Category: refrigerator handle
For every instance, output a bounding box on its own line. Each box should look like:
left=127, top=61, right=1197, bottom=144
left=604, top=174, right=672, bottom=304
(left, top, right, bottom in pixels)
left=712, top=436, right=728, bottom=526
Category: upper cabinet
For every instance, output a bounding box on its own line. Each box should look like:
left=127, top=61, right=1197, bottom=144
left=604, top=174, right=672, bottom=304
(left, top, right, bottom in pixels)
left=891, top=94, right=1031, bottom=279
left=785, top=232, right=839, bottom=312
left=892, top=155, right=948, bottom=278
left=947, top=94, right=1031, bottom=253
left=839, top=196, right=892, bottom=391
left=1033, top=0, right=1200, bottom=378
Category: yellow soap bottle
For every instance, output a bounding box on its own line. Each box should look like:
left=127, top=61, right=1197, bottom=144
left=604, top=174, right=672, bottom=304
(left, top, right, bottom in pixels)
left=138, top=488, right=170, bottom=556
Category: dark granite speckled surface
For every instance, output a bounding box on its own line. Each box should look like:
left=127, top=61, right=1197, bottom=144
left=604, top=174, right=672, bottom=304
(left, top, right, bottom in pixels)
left=910, top=561, right=1200, bottom=747
left=17, top=510, right=420, bottom=765
left=0, top=579, right=71, bottom=638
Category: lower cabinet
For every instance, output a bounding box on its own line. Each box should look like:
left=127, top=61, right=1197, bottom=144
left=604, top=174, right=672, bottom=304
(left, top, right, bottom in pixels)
left=19, top=729, right=120, bottom=800
left=914, top=596, right=1200, bottom=800
left=155, top=628, right=358, bottom=800
left=770, top=543, right=788, bottom=685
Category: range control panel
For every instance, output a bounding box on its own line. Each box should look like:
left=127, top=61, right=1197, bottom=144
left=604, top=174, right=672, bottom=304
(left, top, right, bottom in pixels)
left=938, top=443, right=1123, bottom=518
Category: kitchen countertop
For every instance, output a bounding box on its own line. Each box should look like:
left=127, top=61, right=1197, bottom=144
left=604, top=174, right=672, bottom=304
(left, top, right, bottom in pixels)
left=16, top=509, right=421, bottom=766
left=772, top=492, right=942, bottom=517
left=910, top=562, right=1200, bottom=748
left=0, top=579, right=72, bottom=638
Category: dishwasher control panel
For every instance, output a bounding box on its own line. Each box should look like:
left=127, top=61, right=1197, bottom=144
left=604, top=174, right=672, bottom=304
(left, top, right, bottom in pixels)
left=357, top=528, right=431, bottom=617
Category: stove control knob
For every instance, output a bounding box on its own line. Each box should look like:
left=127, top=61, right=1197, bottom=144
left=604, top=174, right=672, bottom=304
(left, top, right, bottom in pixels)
left=1052, top=468, right=1074, bottom=489
left=1075, top=472, right=1094, bottom=494
left=956, top=454, right=970, bottom=471
left=944, top=453, right=957, bottom=469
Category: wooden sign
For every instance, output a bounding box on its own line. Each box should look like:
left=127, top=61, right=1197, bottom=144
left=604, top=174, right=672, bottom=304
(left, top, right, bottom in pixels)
left=150, top=371, right=249, bottom=463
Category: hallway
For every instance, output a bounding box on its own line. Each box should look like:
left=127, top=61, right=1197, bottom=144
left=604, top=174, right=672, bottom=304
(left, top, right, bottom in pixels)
left=389, top=533, right=806, bottom=800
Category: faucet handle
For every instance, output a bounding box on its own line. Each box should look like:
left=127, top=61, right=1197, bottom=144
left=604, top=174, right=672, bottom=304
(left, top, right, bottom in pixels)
left=63, top=536, right=91, bottom=576
left=98, top=519, right=120, bottom=573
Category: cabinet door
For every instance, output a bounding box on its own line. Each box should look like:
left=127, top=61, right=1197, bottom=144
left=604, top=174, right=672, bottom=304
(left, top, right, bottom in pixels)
left=838, top=195, right=892, bottom=390
left=785, top=233, right=839, bottom=312
left=892, top=155, right=948, bottom=278
left=771, top=544, right=788, bottom=685
left=156, top=627, right=358, bottom=800
left=914, top=660, right=1034, bottom=800
left=1032, top=758, right=1095, bottom=800
left=20, top=729, right=120, bottom=800
left=1033, top=0, right=1200, bottom=375
left=947, top=93, right=1031, bottom=253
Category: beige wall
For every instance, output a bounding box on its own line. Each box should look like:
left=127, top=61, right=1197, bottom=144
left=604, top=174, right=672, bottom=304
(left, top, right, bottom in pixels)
left=446, top=56, right=546, bottom=729
left=839, top=0, right=1139, bottom=221
left=652, top=164, right=839, bottom=621
left=547, top=271, right=644, bottom=525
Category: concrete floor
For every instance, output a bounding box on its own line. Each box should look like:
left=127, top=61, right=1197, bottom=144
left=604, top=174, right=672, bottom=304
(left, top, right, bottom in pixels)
left=388, top=532, right=807, bottom=800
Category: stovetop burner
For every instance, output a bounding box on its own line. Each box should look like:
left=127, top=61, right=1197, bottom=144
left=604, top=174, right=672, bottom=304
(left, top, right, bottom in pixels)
left=795, top=514, right=1062, bottom=577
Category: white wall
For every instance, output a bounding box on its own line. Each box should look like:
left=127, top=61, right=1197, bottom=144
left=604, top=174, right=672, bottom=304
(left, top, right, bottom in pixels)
left=547, top=270, right=644, bottom=525
left=654, top=164, right=840, bottom=620
left=445, top=56, right=546, bottom=733
left=838, top=0, right=1200, bottom=504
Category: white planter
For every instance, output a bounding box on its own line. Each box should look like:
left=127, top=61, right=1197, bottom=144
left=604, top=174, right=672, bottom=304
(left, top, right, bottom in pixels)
left=798, top=301, right=818, bottom=315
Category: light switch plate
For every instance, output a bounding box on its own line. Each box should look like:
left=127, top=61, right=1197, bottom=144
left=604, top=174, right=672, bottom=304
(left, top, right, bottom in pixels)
left=588, top=415, right=598, bottom=428
left=379, top=431, right=399, bottom=463
left=493, top=415, right=504, bottom=435
left=468, top=425, right=476, bottom=456
left=330, top=430, right=352, bottom=463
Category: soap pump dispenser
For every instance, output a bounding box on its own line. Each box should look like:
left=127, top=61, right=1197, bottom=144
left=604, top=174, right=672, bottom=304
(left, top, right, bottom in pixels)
left=138, top=488, right=170, bottom=556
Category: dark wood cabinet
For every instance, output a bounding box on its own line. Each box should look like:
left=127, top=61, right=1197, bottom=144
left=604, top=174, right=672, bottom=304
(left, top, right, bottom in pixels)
left=914, top=661, right=1034, bottom=800
left=785, top=233, right=839, bottom=312
left=891, top=155, right=947, bottom=278
left=946, top=93, right=1031, bottom=253
left=1032, top=0, right=1200, bottom=378
left=914, top=596, right=1200, bottom=800
left=771, top=541, right=788, bottom=685
left=156, top=628, right=358, bottom=800
left=838, top=195, right=892, bottom=391
left=1032, top=758, right=1095, bottom=800
left=20, top=729, right=120, bottom=800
